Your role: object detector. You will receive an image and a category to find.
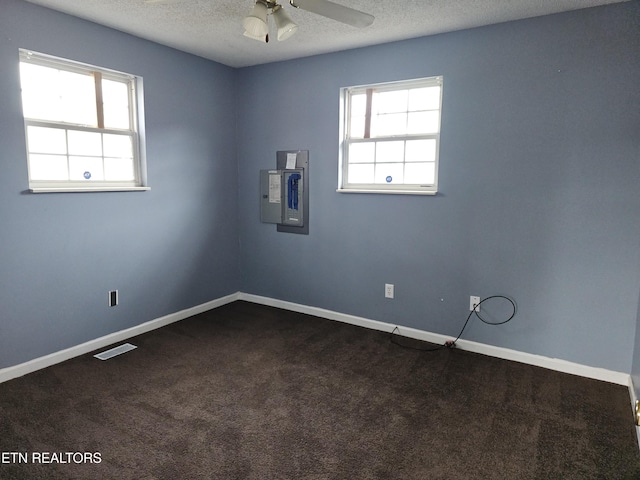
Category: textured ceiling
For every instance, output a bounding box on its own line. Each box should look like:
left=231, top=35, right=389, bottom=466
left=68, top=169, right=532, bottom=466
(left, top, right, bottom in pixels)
left=22, top=0, right=627, bottom=68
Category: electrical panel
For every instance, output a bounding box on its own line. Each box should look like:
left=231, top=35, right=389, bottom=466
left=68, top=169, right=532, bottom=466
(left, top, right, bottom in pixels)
left=260, top=150, right=309, bottom=235
left=260, top=168, right=304, bottom=226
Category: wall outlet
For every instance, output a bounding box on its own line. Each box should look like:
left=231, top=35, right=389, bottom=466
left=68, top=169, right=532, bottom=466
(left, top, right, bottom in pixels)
left=109, top=290, right=118, bottom=307
left=385, top=284, right=394, bottom=299
left=470, top=295, right=480, bottom=312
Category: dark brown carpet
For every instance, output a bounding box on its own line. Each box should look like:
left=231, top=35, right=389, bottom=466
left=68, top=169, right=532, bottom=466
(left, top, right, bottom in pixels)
left=1, top=301, right=639, bottom=479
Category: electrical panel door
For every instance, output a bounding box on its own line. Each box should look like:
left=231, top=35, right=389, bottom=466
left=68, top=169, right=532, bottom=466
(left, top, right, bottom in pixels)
left=260, top=168, right=304, bottom=227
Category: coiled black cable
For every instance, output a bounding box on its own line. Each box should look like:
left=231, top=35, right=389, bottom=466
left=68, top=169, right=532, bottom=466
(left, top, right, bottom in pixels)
left=390, top=295, right=517, bottom=352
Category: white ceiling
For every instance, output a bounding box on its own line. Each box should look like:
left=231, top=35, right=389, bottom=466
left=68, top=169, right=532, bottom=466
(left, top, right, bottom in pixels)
left=22, top=0, right=627, bottom=68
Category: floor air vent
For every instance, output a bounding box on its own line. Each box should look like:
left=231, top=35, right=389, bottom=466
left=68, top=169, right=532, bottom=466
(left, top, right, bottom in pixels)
left=94, top=343, right=137, bottom=360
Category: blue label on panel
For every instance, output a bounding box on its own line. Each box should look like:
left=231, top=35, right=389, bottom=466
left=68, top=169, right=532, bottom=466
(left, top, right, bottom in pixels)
left=386, top=176, right=392, bottom=183
left=84, top=171, right=91, bottom=179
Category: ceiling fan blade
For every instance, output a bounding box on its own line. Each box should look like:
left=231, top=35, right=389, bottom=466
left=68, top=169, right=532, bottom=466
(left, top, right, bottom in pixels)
left=291, top=0, right=374, bottom=28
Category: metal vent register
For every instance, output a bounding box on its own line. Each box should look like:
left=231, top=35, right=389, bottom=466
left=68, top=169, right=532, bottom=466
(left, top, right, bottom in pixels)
left=94, top=343, right=137, bottom=360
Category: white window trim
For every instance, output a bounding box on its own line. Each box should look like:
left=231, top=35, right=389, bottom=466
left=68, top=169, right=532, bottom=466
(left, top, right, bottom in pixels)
left=19, top=49, right=149, bottom=193
left=338, top=76, right=443, bottom=195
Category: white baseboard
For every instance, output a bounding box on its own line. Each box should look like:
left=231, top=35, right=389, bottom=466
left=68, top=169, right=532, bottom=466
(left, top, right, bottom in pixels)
left=238, top=293, right=630, bottom=386
left=0, top=291, right=630, bottom=389
left=0, top=292, right=240, bottom=384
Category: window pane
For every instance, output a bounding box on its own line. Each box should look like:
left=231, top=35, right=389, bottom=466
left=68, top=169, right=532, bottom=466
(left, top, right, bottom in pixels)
left=375, top=141, right=404, bottom=163
left=104, top=106, right=130, bottom=130
left=374, top=163, right=404, bottom=184
left=350, top=115, right=366, bottom=138
left=20, top=63, right=63, bottom=121
left=374, top=90, right=408, bottom=114
left=408, top=111, right=440, bottom=134
left=404, top=163, right=435, bottom=185
left=102, top=79, right=130, bottom=129
left=59, top=70, right=97, bottom=125
left=69, top=156, right=104, bottom=181
left=348, top=142, right=375, bottom=163
left=20, top=64, right=97, bottom=125
left=103, top=134, right=133, bottom=159
left=68, top=130, right=102, bottom=156
left=104, top=158, right=135, bottom=181
left=348, top=163, right=374, bottom=184
left=29, top=154, right=68, bottom=180
left=408, top=86, right=441, bottom=111
left=27, top=126, right=67, bottom=154
left=372, top=113, right=407, bottom=136
left=20, top=63, right=54, bottom=91
left=350, top=93, right=367, bottom=117
left=405, top=139, right=436, bottom=162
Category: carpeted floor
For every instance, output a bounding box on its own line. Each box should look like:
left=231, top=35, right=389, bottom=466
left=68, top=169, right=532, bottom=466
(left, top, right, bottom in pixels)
left=1, top=301, right=639, bottom=479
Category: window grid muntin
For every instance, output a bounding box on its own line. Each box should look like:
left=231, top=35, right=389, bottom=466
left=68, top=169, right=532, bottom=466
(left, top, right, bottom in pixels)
left=25, top=121, right=138, bottom=186
left=346, top=136, right=439, bottom=186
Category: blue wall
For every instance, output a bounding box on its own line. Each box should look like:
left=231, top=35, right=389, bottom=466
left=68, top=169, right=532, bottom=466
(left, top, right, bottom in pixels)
left=237, top=2, right=640, bottom=373
left=2, top=0, right=639, bottom=377
left=0, top=0, right=239, bottom=368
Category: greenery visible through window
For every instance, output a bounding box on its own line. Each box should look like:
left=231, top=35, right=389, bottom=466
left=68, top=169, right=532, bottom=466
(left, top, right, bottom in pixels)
left=339, top=76, right=443, bottom=195
left=19, top=49, right=148, bottom=192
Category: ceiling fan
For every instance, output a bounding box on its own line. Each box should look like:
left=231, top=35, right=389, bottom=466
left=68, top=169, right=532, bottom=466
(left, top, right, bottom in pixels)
left=243, top=0, right=375, bottom=43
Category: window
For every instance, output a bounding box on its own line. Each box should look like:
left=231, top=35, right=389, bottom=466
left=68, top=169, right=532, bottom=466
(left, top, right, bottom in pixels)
left=19, top=49, right=148, bottom=192
left=338, top=76, right=442, bottom=195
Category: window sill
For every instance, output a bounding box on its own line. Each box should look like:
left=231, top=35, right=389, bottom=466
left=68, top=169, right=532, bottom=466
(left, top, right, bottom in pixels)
left=29, top=186, right=151, bottom=194
left=336, top=188, right=437, bottom=196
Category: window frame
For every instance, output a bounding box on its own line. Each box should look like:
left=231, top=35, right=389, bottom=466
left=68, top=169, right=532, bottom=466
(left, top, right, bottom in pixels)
left=19, top=49, right=149, bottom=193
left=338, top=76, right=443, bottom=195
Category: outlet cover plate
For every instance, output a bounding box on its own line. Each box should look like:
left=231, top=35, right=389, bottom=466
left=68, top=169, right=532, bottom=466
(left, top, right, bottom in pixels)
left=470, top=296, right=480, bottom=312
left=385, top=284, right=394, bottom=299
